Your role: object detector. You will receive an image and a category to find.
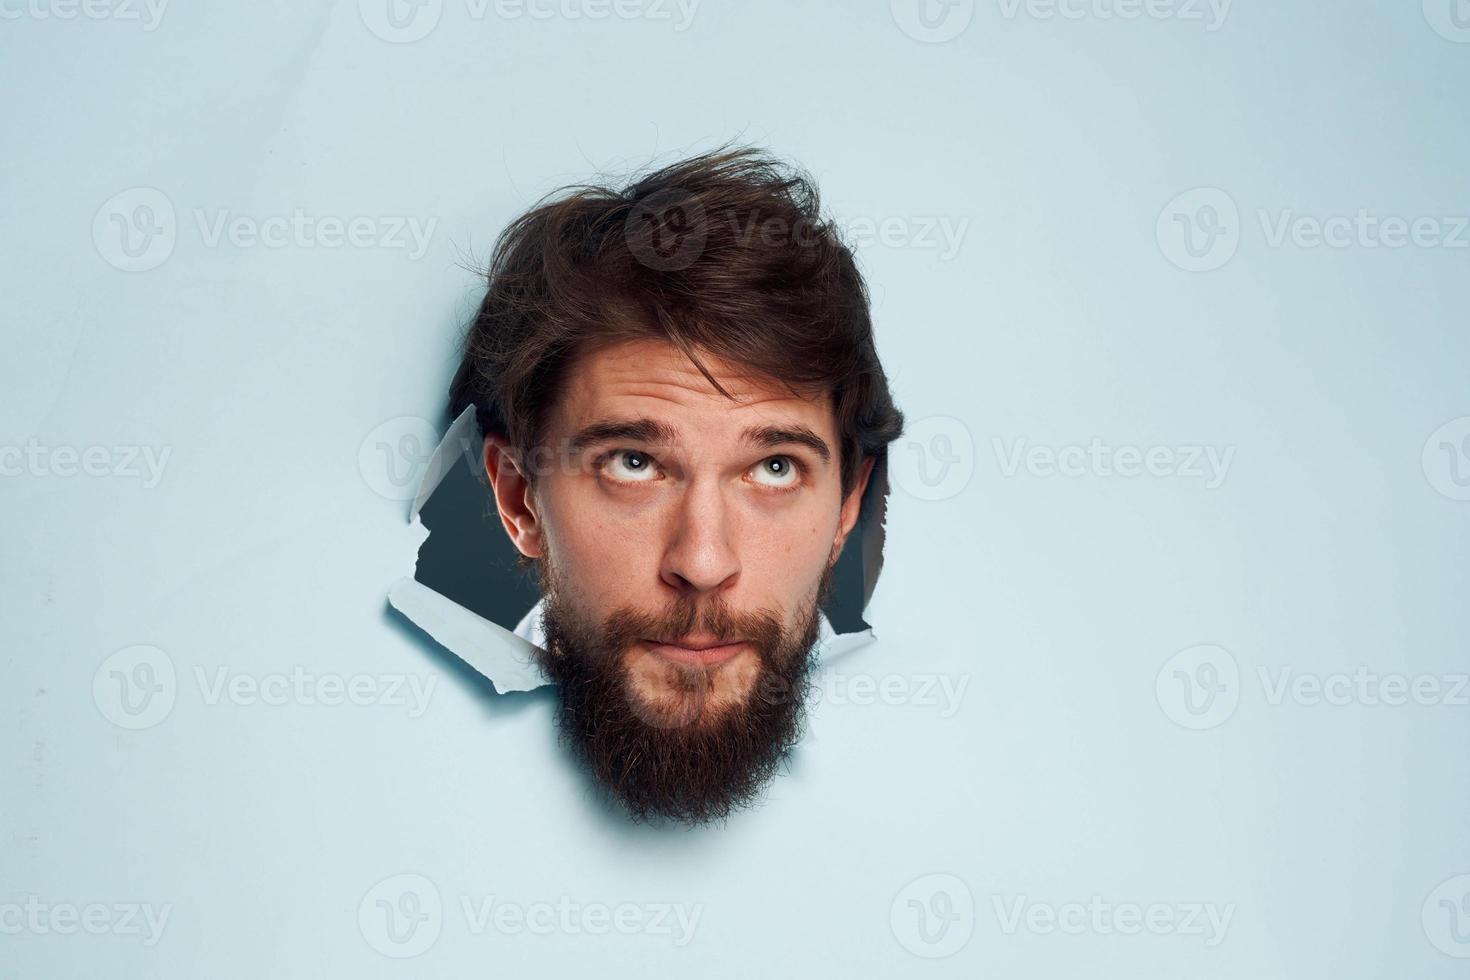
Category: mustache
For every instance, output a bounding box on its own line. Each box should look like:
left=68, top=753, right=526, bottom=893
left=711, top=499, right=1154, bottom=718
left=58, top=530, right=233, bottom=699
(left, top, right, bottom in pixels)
left=600, top=600, right=788, bottom=666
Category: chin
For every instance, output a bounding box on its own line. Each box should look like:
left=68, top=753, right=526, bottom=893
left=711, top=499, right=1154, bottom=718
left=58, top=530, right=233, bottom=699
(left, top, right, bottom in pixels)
left=625, top=647, right=761, bottom=721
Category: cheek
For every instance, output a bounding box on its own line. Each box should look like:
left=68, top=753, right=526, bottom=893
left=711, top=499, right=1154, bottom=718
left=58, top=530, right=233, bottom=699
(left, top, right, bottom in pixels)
left=736, top=511, right=842, bottom=627
left=540, top=479, right=661, bottom=597
left=751, top=503, right=842, bottom=571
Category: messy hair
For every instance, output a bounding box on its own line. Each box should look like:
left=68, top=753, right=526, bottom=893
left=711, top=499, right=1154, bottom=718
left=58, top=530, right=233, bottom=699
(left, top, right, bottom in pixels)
left=448, top=145, right=905, bottom=502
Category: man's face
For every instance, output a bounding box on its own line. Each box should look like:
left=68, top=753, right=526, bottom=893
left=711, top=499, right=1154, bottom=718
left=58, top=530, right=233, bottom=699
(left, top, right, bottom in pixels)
left=485, top=338, right=873, bottom=823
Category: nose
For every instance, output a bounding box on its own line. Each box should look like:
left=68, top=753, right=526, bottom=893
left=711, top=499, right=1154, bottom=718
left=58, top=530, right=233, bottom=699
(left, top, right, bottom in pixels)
left=658, top=476, right=741, bottom=596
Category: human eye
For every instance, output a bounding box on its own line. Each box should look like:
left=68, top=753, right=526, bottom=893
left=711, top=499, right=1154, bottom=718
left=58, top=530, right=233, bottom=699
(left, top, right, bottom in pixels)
left=749, top=455, right=807, bottom=493
left=597, top=449, right=662, bottom=484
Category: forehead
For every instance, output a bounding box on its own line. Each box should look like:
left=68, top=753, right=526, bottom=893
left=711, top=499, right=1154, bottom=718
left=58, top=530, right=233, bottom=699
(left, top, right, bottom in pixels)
left=549, top=338, right=834, bottom=442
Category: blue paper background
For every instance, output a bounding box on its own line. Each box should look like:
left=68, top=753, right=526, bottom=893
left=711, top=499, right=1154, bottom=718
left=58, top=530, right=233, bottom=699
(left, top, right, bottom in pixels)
left=3, top=1, right=1469, bottom=975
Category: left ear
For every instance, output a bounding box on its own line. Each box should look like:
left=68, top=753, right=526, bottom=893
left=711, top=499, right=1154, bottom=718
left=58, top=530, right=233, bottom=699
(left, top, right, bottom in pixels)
left=830, top=455, right=876, bottom=565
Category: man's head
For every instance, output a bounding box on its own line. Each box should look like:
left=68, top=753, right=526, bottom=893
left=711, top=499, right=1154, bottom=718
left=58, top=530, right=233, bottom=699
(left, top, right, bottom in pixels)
left=448, top=147, right=904, bottom=824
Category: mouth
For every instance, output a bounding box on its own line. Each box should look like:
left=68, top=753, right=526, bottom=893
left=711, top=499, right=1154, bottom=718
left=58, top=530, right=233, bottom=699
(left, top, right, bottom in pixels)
left=643, top=637, right=749, bottom=667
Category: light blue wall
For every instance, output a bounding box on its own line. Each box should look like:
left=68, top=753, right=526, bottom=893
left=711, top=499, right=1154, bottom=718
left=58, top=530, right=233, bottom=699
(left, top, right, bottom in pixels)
left=3, top=1, right=1468, bottom=976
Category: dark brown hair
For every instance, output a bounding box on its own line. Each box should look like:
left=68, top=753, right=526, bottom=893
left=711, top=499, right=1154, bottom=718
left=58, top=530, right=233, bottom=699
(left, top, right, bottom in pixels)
left=448, top=146, right=905, bottom=502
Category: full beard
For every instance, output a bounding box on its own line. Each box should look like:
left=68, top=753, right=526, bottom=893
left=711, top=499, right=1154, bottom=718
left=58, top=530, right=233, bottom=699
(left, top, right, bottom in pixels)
left=531, top=561, right=833, bottom=826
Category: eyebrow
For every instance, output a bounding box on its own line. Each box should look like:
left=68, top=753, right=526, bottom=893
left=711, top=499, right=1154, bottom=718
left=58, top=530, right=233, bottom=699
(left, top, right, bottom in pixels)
left=566, top=416, right=832, bottom=465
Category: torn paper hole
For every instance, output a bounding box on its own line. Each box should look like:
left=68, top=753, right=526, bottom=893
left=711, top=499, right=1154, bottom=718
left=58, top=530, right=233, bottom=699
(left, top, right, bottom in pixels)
left=388, top=405, right=892, bottom=693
